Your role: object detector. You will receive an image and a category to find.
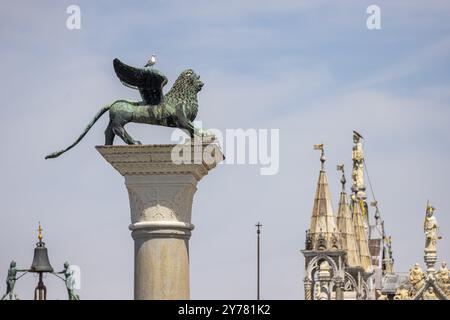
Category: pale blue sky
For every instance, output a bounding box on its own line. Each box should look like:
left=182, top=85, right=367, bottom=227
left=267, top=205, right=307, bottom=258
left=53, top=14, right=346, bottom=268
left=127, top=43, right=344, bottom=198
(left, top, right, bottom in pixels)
left=0, top=0, right=449, bottom=299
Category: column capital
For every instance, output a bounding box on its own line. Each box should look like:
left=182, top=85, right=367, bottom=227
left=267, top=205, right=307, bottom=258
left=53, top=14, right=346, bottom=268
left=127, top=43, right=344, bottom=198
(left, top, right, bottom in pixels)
left=97, top=142, right=224, bottom=226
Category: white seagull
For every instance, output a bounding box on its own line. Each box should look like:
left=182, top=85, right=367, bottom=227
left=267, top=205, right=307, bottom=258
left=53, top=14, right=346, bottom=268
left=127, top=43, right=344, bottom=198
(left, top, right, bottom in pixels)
left=145, top=54, right=156, bottom=67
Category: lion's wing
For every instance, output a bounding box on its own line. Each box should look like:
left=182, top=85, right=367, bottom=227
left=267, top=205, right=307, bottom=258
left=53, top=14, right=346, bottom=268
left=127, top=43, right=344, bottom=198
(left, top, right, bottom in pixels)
left=113, top=58, right=168, bottom=105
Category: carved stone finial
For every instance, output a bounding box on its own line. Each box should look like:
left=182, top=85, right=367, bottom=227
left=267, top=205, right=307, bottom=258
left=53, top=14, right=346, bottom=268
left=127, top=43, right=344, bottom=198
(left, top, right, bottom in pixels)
left=337, top=164, right=346, bottom=190
left=317, top=230, right=327, bottom=250
left=382, top=235, right=395, bottom=274
left=331, top=229, right=340, bottom=249
left=305, top=229, right=313, bottom=250
left=314, top=144, right=325, bottom=171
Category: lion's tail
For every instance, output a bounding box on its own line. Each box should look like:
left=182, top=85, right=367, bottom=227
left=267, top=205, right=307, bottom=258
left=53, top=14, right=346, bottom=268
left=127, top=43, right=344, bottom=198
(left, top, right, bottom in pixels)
left=45, top=105, right=111, bottom=159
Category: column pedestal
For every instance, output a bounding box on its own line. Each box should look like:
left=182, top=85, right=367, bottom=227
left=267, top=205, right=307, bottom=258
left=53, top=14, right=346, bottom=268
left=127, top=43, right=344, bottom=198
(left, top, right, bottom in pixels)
left=97, top=141, right=223, bottom=300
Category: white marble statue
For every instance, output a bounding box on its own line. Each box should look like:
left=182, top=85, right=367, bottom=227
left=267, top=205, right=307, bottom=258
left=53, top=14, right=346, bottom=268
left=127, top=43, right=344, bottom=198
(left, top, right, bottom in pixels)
left=351, top=132, right=366, bottom=200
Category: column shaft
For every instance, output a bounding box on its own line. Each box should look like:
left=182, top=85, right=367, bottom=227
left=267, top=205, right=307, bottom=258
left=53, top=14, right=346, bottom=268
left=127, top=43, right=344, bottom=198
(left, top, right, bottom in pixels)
left=132, top=226, right=192, bottom=299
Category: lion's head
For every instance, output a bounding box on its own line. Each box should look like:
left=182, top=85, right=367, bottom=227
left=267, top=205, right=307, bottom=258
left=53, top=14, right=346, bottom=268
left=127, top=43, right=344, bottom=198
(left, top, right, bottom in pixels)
left=170, top=69, right=204, bottom=95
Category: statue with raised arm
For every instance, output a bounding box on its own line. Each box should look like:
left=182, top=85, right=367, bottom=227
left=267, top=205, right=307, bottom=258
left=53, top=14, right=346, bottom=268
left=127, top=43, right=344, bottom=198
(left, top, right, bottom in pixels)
left=1, top=261, right=26, bottom=300
left=57, top=262, right=79, bottom=300
left=424, top=205, right=439, bottom=252
left=45, top=56, right=212, bottom=159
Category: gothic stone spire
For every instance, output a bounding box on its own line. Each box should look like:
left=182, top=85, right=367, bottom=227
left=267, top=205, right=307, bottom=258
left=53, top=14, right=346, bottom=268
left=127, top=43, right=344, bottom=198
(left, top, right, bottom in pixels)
left=308, top=144, right=339, bottom=250
left=336, top=165, right=361, bottom=267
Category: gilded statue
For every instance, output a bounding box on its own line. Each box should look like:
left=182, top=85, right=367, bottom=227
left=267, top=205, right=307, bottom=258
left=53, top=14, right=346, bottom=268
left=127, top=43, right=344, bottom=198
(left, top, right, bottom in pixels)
left=424, top=205, right=439, bottom=252
left=409, top=263, right=425, bottom=291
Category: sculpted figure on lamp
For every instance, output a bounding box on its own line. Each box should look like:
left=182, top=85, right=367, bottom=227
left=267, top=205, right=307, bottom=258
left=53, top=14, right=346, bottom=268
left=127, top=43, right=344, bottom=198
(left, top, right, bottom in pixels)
left=1, top=261, right=27, bottom=300
left=56, top=262, right=80, bottom=300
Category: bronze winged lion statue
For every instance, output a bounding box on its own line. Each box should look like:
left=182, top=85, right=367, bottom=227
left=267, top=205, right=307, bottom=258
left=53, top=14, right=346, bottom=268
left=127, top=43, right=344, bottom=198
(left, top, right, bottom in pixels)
left=45, top=58, right=209, bottom=159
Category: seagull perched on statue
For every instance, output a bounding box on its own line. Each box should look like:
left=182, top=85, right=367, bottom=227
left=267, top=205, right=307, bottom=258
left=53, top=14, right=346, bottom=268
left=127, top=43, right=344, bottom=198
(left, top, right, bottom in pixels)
left=145, top=55, right=156, bottom=67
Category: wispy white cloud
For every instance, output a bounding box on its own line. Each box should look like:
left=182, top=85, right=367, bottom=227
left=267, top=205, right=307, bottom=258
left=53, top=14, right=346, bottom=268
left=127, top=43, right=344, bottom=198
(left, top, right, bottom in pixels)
left=352, top=35, right=450, bottom=89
